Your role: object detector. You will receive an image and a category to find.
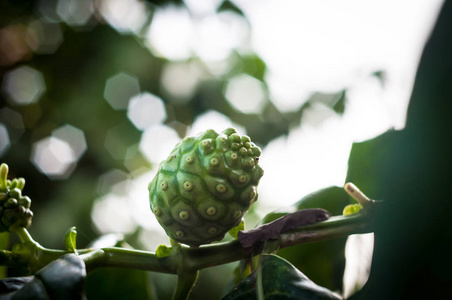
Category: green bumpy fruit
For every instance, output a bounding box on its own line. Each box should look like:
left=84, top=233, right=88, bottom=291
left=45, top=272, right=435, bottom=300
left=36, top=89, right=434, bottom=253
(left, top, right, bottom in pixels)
left=0, top=163, right=33, bottom=232
left=148, top=128, right=264, bottom=246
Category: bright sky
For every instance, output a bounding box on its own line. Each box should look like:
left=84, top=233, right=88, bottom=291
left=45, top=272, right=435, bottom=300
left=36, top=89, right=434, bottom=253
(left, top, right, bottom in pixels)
left=238, top=0, right=443, bottom=209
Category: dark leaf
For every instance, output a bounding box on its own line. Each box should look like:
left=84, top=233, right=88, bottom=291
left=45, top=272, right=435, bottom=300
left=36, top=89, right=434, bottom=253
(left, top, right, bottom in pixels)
left=35, top=254, right=86, bottom=300
left=222, top=254, right=342, bottom=300
left=0, top=254, right=86, bottom=300
left=345, top=130, right=401, bottom=201
left=9, top=278, right=48, bottom=300
left=350, top=1, right=452, bottom=298
left=0, top=276, right=33, bottom=294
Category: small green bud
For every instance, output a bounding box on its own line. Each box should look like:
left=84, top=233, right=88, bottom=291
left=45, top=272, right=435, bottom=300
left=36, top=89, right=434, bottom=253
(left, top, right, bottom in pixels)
left=156, top=244, right=172, bottom=258
left=0, top=163, right=8, bottom=192
left=342, top=204, right=363, bottom=216
left=64, top=226, right=77, bottom=253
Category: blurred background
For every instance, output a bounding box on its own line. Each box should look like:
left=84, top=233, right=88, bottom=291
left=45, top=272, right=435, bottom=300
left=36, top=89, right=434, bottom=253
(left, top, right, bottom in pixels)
left=0, top=0, right=445, bottom=299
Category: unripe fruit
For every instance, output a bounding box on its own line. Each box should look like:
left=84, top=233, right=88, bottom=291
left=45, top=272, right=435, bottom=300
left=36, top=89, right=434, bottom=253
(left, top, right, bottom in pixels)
left=0, top=163, right=33, bottom=232
left=148, top=128, right=264, bottom=246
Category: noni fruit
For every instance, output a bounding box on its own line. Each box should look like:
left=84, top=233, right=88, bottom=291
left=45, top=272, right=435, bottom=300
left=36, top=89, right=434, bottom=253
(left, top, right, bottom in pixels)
left=148, top=128, right=264, bottom=246
left=0, top=163, right=33, bottom=232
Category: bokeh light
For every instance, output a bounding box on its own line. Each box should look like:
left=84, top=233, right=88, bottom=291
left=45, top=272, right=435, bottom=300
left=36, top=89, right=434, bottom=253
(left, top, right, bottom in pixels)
left=104, top=123, right=133, bottom=160
left=92, top=193, right=137, bottom=234
left=52, top=124, right=87, bottom=160
left=0, top=124, right=10, bottom=157
left=146, top=5, right=193, bottom=60
left=104, top=72, right=141, bottom=110
left=225, top=74, right=267, bottom=114
left=187, top=110, right=245, bottom=136
left=2, top=65, right=46, bottom=105
left=184, top=0, right=222, bottom=16
left=259, top=117, right=351, bottom=208
left=0, top=24, right=33, bottom=66
left=139, top=124, right=180, bottom=165
left=36, top=0, right=61, bottom=22
left=31, top=136, right=76, bottom=179
left=29, top=125, right=85, bottom=180
left=56, top=0, right=94, bottom=27
left=97, top=168, right=130, bottom=195
left=266, top=70, right=311, bottom=112
left=192, top=11, right=249, bottom=62
left=26, top=19, right=64, bottom=54
left=160, top=61, right=202, bottom=103
left=127, top=92, right=167, bottom=130
left=0, top=107, right=25, bottom=143
left=97, top=0, right=149, bottom=34
left=343, top=233, right=374, bottom=298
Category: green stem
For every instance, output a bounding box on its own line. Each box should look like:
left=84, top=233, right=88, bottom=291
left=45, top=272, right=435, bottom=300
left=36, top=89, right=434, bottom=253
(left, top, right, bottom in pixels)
left=13, top=227, right=36, bottom=244
left=172, top=271, right=199, bottom=300
left=1, top=212, right=373, bottom=275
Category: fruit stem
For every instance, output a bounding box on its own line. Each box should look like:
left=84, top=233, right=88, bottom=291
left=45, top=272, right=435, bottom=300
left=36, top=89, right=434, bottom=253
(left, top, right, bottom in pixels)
left=172, top=271, right=199, bottom=300
left=13, top=227, right=35, bottom=244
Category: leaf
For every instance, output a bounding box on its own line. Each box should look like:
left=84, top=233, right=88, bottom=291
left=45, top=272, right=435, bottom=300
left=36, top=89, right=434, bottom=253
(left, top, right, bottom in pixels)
left=295, top=186, right=351, bottom=215
left=222, top=254, right=342, bottom=300
left=332, top=90, right=346, bottom=115
left=240, top=54, right=267, bottom=82
left=217, top=0, right=245, bottom=16
left=35, top=254, right=86, bottom=300
left=229, top=219, right=245, bottom=239
left=64, top=226, right=77, bottom=253
left=2, top=254, right=87, bottom=299
left=0, top=276, right=34, bottom=293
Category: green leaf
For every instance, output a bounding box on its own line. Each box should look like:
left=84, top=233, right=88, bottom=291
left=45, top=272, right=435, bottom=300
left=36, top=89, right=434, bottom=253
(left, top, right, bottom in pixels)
left=222, top=254, right=342, bottom=299
left=228, top=219, right=245, bottom=239
left=64, top=227, right=77, bottom=253
left=332, top=90, right=346, bottom=115
left=345, top=130, right=401, bottom=201
left=240, top=54, right=267, bottom=81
